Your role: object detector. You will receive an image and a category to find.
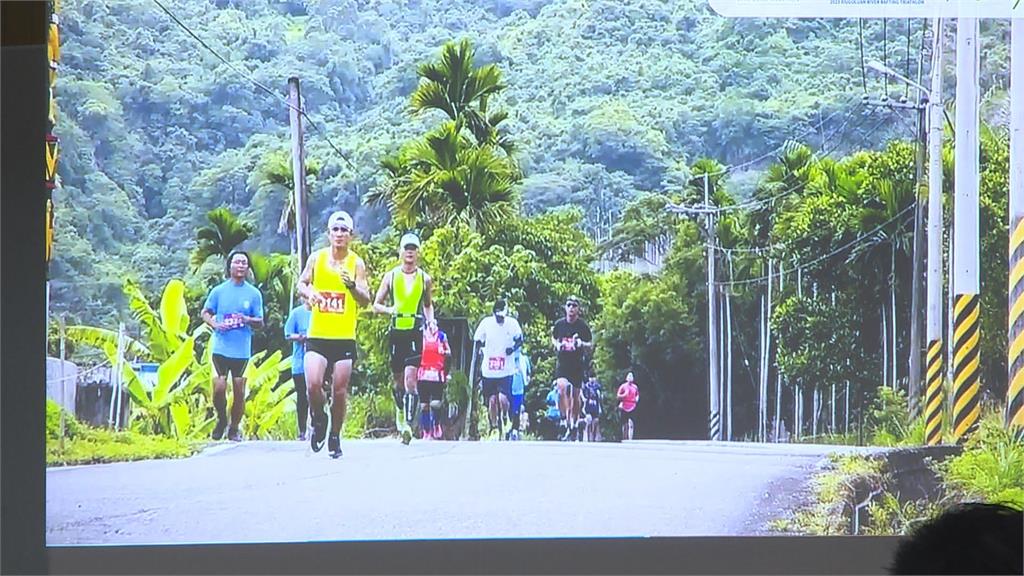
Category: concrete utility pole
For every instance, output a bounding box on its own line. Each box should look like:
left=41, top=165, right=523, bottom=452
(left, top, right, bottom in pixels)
left=925, top=18, right=945, bottom=446
left=908, top=93, right=926, bottom=420
left=951, top=17, right=981, bottom=443
left=288, top=77, right=310, bottom=276
left=1008, top=17, right=1024, bottom=432
left=705, top=174, right=721, bottom=441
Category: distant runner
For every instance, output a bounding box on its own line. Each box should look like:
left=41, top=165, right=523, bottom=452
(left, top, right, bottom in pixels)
left=298, top=211, right=371, bottom=459
left=416, top=319, right=450, bottom=440
left=201, top=250, right=264, bottom=442
left=617, top=372, right=640, bottom=441
left=508, top=348, right=531, bottom=441
left=552, top=296, right=592, bottom=441
left=283, top=294, right=312, bottom=440
left=373, top=232, right=435, bottom=445
left=545, top=381, right=563, bottom=440
left=582, top=373, right=602, bottom=442
left=474, top=299, right=523, bottom=439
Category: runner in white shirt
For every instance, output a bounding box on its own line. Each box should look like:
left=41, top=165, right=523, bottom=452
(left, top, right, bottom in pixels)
left=473, top=299, right=523, bottom=438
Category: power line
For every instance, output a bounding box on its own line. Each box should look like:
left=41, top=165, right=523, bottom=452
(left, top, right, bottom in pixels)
left=702, top=109, right=915, bottom=258
left=715, top=203, right=915, bottom=288
left=669, top=101, right=873, bottom=216
left=699, top=94, right=864, bottom=178
left=150, top=0, right=358, bottom=173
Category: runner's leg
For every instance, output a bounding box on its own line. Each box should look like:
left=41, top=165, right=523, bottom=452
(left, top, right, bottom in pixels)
left=329, top=359, right=352, bottom=437
left=229, top=375, right=247, bottom=437
left=212, top=373, right=229, bottom=438
left=293, top=373, right=308, bottom=438
left=305, top=350, right=329, bottom=450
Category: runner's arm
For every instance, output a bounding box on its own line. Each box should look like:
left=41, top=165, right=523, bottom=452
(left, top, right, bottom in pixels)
left=350, top=257, right=372, bottom=307
left=201, top=308, right=223, bottom=331
left=244, top=290, right=264, bottom=328
left=284, top=310, right=304, bottom=342
left=372, top=270, right=393, bottom=314
left=422, top=273, right=435, bottom=325
left=297, top=252, right=321, bottom=306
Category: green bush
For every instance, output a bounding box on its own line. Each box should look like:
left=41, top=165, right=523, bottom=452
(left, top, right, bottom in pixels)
left=48, top=428, right=197, bottom=466
left=867, top=386, right=914, bottom=446
left=863, top=492, right=947, bottom=536
left=343, top=389, right=395, bottom=439
left=937, top=413, right=1024, bottom=508
left=47, top=399, right=197, bottom=466
left=46, top=399, right=83, bottom=440
left=773, top=453, right=886, bottom=535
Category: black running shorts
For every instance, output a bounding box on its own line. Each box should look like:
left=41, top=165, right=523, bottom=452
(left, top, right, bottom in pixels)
left=482, top=375, right=512, bottom=400
left=389, top=328, right=422, bottom=373
left=306, top=338, right=358, bottom=368
left=212, top=354, right=248, bottom=379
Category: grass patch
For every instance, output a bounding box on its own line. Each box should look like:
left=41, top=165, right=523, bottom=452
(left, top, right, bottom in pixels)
left=937, top=413, right=1024, bottom=508
left=773, top=453, right=885, bottom=535
left=48, top=428, right=198, bottom=466
left=47, top=399, right=198, bottom=466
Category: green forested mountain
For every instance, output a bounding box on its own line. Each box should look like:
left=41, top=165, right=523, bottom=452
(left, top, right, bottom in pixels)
left=51, top=0, right=1009, bottom=329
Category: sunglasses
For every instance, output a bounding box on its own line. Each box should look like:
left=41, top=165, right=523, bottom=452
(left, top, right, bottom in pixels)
left=566, top=302, right=579, bottom=308
left=331, top=226, right=351, bottom=233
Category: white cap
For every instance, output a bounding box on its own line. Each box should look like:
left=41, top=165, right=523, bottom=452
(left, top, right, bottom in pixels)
left=399, top=232, right=421, bottom=249
left=328, top=211, right=353, bottom=230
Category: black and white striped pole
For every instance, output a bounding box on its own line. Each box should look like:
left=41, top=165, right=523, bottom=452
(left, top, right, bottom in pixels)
left=951, top=16, right=981, bottom=443
left=925, top=18, right=945, bottom=446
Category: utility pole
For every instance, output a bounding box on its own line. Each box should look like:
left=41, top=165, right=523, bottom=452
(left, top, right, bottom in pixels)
left=926, top=18, right=945, bottom=446
left=952, top=17, right=981, bottom=444
left=288, top=77, right=310, bottom=278
left=1008, top=17, right=1024, bottom=432
left=907, top=90, right=926, bottom=420
left=705, top=174, right=721, bottom=441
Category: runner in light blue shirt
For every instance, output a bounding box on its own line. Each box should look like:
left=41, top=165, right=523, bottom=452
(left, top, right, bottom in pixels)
left=200, top=251, right=264, bottom=442
left=284, top=297, right=312, bottom=440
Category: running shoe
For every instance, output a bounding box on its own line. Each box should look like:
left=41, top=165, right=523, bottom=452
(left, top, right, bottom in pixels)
left=310, top=412, right=328, bottom=452
left=212, top=417, right=227, bottom=440
left=328, top=434, right=342, bottom=459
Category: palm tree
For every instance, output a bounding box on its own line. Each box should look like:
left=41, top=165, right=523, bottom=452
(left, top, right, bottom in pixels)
left=368, top=122, right=519, bottom=233
left=366, top=38, right=521, bottom=233
left=410, top=38, right=514, bottom=156
left=249, top=149, right=322, bottom=252
left=190, top=207, right=254, bottom=271
left=849, top=173, right=915, bottom=393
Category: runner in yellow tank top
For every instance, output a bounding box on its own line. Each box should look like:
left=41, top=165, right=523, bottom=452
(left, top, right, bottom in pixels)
left=297, top=211, right=371, bottom=458
left=373, top=232, right=435, bottom=445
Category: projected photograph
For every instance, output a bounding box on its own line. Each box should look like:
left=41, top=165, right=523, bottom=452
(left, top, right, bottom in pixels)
left=44, top=0, right=1022, bottom=545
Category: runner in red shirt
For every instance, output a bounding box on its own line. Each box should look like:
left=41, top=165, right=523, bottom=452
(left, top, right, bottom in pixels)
left=417, top=320, right=451, bottom=440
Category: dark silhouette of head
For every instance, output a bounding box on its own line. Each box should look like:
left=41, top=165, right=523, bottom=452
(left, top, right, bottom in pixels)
left=889, top=502, right=1023, bottom=575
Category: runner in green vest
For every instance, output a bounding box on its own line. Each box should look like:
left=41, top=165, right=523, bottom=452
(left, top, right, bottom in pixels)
left=373, top=232, right=435, bottom=444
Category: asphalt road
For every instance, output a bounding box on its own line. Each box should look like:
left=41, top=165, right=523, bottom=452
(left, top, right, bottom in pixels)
left=46, top=439, right=878, bottom=545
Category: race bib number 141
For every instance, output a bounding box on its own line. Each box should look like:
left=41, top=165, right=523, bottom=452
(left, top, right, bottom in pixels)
left=318, top=291, right=346, bottom=314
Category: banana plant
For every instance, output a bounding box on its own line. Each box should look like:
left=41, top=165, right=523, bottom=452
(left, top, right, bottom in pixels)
left=67, top=278, right=211, bottom=435
left=241, top=350, right=293, bottom=439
